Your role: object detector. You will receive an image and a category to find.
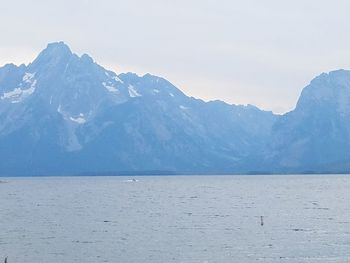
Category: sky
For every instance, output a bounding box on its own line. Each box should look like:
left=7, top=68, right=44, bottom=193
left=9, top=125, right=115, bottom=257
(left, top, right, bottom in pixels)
left=1, top=0, right=350, bottom=113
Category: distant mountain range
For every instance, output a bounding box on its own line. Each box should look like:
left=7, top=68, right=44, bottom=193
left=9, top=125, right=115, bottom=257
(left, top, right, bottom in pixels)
left=0, top=42, right=349, bottom=176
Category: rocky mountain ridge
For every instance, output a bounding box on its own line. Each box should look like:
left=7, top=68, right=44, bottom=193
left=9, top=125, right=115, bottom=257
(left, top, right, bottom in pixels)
left=0, top=42, right=349, bottom=175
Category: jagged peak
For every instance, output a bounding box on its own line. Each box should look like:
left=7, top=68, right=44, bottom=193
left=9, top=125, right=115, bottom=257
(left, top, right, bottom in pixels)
left=294, top=69, right=350, bottom=112
left=30, top=41, right=73, bottom=68
left=50, top=40, right=69, bottom=49
left=41, top=41, right=72, bottom=57
left=80, top=53, right=94, bottom=63
left=311, top=69, right=350, bottom=83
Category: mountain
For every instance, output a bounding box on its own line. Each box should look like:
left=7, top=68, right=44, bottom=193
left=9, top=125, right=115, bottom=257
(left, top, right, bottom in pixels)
left=267, top=69, right=350, bottom=173
left=2, top=42, right=350, bottom=176
left=0, top=42, right=277, bottom=176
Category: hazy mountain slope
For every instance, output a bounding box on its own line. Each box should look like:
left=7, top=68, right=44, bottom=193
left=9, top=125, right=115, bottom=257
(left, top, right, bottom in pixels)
left=0, top=42, right=277, bottom=175
left=269, top=70, right=350, bottom=173
left=4, top=42, right=350, bottom=175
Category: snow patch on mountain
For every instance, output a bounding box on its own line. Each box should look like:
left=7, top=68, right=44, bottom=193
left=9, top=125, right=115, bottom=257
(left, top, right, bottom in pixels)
left=23, top=72, right=35, bottom=83
left=102, top=82, right=119, bottom=93
left=128, top=85, right=141, bottom=97
left=180, top=105, right=189, bottom=110
left=105, top=71, right=123, bottom=83
left=113, top=75, right=123, bottom=83
left=0, top=72, right=38, bottom=103
left=1, top=85, right=36, bottom=103
left=70, top=116, right=87, bottom=124
left=57, top=105, right=87, bottom=124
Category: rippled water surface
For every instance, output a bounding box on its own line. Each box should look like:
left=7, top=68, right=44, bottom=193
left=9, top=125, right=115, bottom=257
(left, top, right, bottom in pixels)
left=1, top=175, right=350, bottom=262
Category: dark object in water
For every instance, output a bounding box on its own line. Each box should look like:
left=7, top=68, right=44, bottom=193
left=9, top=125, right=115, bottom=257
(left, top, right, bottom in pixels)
left=4, top=257, right=8, bottom=263
left=260, top=216, right=264, bottom=226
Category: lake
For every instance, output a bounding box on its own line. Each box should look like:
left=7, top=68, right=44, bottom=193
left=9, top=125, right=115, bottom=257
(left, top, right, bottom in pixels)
left=1, top=175, right=350, bottom=262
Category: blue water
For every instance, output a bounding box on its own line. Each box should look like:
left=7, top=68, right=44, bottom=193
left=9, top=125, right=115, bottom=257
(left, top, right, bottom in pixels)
left=1, top=175, right=350, bottom=262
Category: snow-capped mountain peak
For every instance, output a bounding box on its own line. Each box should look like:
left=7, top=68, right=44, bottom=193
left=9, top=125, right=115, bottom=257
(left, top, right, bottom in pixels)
left=6, top=42, right=350, bottom=175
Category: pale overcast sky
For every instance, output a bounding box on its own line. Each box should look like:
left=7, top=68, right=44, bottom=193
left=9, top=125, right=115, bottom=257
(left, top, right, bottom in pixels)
left=1, top=0, right=350, bottom=113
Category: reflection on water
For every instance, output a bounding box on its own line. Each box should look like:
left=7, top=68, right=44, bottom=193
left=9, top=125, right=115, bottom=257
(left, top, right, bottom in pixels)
left=1, top=175, right=350, bottom=262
